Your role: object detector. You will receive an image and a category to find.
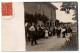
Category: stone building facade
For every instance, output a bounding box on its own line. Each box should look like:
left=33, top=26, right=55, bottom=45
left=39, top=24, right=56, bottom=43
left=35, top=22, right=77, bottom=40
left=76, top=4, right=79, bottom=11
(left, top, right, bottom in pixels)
left=24, top=2, right=58, bottom=26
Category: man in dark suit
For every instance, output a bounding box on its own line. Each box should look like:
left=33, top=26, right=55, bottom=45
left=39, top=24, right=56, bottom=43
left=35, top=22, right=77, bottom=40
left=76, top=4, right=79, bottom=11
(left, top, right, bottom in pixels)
left=53, top=26, right=55, bottom=36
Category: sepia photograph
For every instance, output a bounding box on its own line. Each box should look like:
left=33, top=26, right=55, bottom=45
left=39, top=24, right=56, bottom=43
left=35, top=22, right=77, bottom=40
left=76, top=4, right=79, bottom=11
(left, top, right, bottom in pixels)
left=1, top=2, right=78, bottom=51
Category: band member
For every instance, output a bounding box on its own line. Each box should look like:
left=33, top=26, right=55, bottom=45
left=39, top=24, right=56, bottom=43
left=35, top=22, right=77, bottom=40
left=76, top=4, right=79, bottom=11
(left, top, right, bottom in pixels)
left=62, top=27, right=66, bottom=38
left=41, top=25, right=45, bottom=38
left=55, top=26, right=57, bottom=36
left=25, top=23, right=31, bottom=42
left=29, top=23, right=38, bottom=46
left=67, top=26, right=72, bottom=36
left=65, top=26, right=68, bottom=35
left=37, top=25, right=42, bottom=38
left=53, top=26, right=55, bottom=36
left=49, top=26, right=53, bottom=36
left=57, top=26, right=61, bottom=38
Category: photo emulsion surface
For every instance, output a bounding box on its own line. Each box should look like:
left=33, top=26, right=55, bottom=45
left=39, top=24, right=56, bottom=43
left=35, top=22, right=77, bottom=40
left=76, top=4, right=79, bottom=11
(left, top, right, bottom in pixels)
left=2, top=2, right=78, bottom=51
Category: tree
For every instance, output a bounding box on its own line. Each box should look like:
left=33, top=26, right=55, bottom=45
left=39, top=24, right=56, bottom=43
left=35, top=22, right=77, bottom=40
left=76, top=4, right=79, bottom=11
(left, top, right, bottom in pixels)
left=60, top=2, right=78, bottom=20
left=25, top=13, right=36, bottom=24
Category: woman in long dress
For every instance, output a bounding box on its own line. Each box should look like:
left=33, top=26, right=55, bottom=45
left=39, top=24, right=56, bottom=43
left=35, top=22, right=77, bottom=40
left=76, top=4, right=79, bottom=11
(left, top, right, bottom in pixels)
left=45, top=28, right=49, bottom=39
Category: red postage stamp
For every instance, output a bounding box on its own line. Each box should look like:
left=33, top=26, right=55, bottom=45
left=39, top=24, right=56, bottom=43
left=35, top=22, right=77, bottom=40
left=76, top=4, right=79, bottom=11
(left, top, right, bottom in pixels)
left=2, top=2, right=13, bottom=16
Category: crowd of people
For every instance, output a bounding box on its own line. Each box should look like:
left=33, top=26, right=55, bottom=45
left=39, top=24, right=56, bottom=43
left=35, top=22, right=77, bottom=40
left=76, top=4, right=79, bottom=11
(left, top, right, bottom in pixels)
left=25, top=23, right=72, bottom=46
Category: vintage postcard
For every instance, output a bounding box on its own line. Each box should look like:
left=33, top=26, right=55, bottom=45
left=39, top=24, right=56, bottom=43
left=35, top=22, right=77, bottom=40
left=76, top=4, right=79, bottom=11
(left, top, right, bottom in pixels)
left=1, top=2, right=78, bottom=51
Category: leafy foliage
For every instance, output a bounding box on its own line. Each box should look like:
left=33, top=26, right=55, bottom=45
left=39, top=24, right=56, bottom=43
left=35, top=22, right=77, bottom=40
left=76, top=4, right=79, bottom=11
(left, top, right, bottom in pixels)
left=60, top=2, right=78, bottom=20
left=25, top=13, right=49, bottom=24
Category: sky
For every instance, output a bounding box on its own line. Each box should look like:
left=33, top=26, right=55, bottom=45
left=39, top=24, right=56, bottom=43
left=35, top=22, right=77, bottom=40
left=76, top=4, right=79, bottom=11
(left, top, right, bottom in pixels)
left=52, top=3, right=76, bottom=23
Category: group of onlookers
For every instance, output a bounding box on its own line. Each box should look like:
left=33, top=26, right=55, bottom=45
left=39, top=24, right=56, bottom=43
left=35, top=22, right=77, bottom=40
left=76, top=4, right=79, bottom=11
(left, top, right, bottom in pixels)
left=25, top=23, right=72, bottom=46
